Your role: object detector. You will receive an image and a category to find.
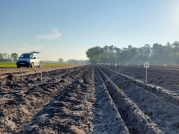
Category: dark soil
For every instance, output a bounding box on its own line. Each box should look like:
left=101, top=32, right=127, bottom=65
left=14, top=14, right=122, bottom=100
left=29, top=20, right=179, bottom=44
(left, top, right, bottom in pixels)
left=0, top=65, right=179, bottom=134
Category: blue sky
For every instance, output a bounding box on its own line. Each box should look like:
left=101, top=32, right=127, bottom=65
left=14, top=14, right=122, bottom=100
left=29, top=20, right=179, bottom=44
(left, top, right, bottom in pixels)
left=0, top=0, right=179, bottom=61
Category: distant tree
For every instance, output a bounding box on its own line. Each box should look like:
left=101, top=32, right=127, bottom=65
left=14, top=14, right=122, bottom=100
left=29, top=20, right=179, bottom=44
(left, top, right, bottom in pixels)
left=171, top=41, right=179, bottom=63
left=103, top=46, right=109, bottom=53
left=0, top=53, right=3, bottom=59
left=8, top=55, right=12, bottom=62
left=3, top=53, right=7, bottom=59
left=108, top=45, right=115, bottom=62
left=108, top=45, right=114, bottom=53
left=11, top=53, right=18, bottom=62
left=172, top=41, right=179, bottom=48
left=58, top=58, right=64, bottom=63
left=142, top=44, right=151, bottom=56
left=114, top=47, right=121, bottom=54
left=86, top=46, right=103, bottom=63
left=166, top=41, right=171, bottom=47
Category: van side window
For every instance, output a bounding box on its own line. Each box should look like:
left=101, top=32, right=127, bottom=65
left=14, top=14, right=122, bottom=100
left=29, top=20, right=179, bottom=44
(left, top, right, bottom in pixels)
left=30, top=55, right=33, bottom=59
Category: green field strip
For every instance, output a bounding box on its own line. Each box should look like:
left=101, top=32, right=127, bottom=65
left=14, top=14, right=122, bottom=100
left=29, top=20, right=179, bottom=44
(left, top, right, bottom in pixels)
left=0, top=62, right=72, bottom=67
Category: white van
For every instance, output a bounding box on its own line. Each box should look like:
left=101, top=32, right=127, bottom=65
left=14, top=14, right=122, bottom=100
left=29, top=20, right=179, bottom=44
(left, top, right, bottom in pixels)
left=16, top=52, right=41, bottom=68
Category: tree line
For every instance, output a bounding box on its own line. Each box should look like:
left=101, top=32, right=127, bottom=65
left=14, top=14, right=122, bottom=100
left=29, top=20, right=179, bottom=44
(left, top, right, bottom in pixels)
left=86, top=41, right=179, bottom=64
left=67, top=59, right=90, bottom=64
left=58, top=58, right=90, bottom=64
left=0, top=53, right=18, bottom=62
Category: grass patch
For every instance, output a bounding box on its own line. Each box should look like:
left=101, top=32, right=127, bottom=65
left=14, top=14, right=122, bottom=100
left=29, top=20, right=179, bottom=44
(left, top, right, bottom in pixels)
left=0, top=62, right=16, bottom=67
left=0, top=62, right=72, bottom=67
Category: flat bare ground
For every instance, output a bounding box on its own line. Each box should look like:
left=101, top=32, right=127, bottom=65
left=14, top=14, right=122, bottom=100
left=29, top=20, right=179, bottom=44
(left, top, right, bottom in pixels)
left=0, top=65, right=79, bottom=79
left=0, top=65, right=179, bottom=134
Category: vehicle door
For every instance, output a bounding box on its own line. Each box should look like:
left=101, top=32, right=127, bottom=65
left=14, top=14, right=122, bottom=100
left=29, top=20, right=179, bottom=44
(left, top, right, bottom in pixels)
left=37, top=55, right=40, bottom=66
left=32, top=54, right=37, bottom=66
left=35, top=54, right=39, bottom=66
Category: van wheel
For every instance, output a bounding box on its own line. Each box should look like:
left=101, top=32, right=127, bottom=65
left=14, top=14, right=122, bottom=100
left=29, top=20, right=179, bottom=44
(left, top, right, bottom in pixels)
left=31, top=63, right=34, bottom=68
left=17, top=65, right=20, bottom=68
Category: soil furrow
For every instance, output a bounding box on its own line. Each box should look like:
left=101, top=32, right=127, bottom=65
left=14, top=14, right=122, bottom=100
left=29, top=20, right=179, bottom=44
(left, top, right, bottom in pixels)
left=93, top=67, right=130, bottom=134
left=1, top=65, right=178, bottom=134
left=17, top=66, right=94, bottom=133
left=98, top=66, right=179, bottom=134
left=0, top=66, right=89, bottom=133
left=97, top=66, right=163, bottom=134
left=100, top=66, right=179, bottom=107
left=111, top=65, right=179, bottom=94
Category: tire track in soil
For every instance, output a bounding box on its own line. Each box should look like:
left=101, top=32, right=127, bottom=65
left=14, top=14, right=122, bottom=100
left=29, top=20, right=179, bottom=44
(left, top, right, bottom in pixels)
left=0, top=66, right=90, bottom=133
left=97, top=66, right=163, bottom=134
left=98, top=65, right=179, bottom=134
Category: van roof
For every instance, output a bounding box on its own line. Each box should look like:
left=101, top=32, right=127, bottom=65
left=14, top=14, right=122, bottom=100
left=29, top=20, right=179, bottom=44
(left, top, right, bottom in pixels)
left=22, top=53, right=38, bottom=55
left=30, top=51, right=40, bottom=54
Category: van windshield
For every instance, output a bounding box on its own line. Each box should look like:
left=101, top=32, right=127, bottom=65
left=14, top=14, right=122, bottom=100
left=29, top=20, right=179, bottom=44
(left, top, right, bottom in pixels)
left=19, top=54, right=33, bottom=59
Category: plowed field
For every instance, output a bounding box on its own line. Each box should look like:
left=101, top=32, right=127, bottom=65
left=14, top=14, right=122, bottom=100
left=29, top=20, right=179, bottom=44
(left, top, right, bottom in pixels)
left=0, top=65, right=179, bottom=134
